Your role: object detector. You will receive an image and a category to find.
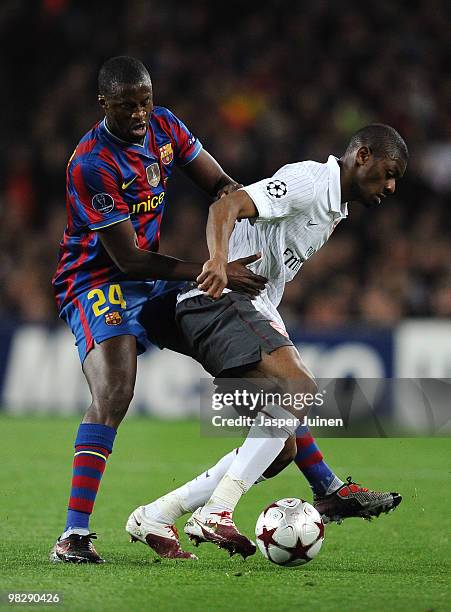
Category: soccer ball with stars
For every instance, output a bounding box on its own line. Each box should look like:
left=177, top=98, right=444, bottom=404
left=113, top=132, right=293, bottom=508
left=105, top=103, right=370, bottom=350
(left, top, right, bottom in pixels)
left=255, top=498, right=325, bottom=566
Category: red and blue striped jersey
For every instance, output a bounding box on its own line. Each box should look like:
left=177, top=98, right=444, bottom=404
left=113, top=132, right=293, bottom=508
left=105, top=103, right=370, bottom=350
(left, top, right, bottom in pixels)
left=52, top=106, right=202, bottom=311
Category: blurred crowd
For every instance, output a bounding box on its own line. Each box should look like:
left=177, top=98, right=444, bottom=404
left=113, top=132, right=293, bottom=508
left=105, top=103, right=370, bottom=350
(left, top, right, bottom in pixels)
left=1, top=0, right=450, bottom=329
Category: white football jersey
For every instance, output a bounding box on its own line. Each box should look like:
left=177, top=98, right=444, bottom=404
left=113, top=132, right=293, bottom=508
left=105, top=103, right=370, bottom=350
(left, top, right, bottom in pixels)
left=178, top=155, right=348, bottom=331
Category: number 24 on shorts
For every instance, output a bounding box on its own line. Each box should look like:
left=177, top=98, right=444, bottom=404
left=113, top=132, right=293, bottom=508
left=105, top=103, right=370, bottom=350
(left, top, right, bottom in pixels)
left=87, top=284, right=127, bottom=317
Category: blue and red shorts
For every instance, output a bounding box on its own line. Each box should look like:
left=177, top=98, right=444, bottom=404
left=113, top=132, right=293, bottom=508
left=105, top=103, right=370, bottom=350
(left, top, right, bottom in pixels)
left=60, top=280, right=188, bottom=362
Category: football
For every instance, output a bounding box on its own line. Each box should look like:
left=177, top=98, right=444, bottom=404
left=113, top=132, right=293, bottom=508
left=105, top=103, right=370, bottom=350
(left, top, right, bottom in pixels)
left=255, top=498, right=325, bottom=566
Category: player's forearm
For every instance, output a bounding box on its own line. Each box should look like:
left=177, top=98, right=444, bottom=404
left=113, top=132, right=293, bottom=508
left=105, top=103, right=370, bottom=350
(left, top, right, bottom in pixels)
left=212, top=173, right=241, bottom=197
left=117, top=249, right=201, bottom=281
left=205, top=198, right=240, bottom=262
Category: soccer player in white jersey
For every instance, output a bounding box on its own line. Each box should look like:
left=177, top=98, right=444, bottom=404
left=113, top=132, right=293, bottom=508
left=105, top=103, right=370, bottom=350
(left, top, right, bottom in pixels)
left=126, top=124, right=408, bottom=559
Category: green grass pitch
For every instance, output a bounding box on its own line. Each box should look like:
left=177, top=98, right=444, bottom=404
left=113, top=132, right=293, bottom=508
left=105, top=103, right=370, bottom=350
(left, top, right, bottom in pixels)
left=1, top=416, right=450, bottom=611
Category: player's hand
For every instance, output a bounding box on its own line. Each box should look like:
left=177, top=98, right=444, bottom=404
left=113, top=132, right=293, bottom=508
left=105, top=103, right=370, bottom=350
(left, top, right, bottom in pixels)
left=226, top=253, right=267, bottom=297
left=197, top=253, right=266, bottom=299
left=197, top=257, right=228, bottom=299
left=216, top=181, right=243, bottom=200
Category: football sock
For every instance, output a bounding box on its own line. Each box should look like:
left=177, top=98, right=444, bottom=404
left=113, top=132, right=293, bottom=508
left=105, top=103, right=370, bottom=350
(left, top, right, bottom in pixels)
left=64, top=423, right=116, bottom=534
left=295, top=425, right=343, bottom=496
left=204, top=405, right=300, bottom=515
left=144, top=449, right=239, bottom=524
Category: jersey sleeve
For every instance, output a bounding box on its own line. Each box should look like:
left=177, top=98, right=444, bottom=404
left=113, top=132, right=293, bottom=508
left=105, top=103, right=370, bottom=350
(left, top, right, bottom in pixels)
left=240, top=163, right=315, bottom=221
left=164, top=108, right=203, bottom=166
left=69, top=159, right=131, bottom=231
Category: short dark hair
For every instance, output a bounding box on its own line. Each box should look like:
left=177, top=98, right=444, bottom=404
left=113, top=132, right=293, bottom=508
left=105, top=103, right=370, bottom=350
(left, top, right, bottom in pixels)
left=98, top=56, right=151, bottom=97
left=346, top=124, right=408, bottom=162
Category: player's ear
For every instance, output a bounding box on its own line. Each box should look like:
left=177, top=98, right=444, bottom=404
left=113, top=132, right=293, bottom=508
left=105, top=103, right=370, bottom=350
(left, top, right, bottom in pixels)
left=98, top=95, right=107, bottom=110
left=356, top=146, right=371, bottom=166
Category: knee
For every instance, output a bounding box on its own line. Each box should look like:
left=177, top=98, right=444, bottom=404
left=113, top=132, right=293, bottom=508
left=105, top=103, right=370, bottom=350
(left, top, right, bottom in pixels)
left=91, top=379, right=134, bottom=422
left=286, top=371, right=317, bottom=396
left=284, top=370, right=317, bottom=418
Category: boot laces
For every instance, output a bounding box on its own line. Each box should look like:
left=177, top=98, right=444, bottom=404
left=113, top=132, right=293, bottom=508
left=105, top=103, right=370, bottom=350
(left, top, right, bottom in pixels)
left=345, top=476, right=368, bottom=493
left=212, top=511, right=234, bottom=525
left=70, top=532, right=97, bottom=552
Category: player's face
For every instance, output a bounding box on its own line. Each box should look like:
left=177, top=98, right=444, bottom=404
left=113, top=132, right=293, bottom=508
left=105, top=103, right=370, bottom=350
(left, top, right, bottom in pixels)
left=99, top=83, right=153, bottom=143
left=352, top=149, right=406, bottom=208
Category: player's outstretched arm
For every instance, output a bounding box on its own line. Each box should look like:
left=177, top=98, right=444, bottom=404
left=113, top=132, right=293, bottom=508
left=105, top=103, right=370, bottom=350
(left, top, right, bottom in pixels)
left=98, top=219, right=202, bottom=281
left=197, top=190, right=259, bottom=298
left=97, top=217, right=265, bottom=295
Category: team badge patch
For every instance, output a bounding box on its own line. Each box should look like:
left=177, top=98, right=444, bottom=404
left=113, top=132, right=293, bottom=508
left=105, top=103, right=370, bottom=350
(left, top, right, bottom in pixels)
left=266, top=180, right=287, bottom=198
left=92, top=192, right=115, bottom=214
left=146, top=163, right=161, bottom=187
left=159, top=143, right=173, bottom=165
left=105, top=311, right=122, bottom=326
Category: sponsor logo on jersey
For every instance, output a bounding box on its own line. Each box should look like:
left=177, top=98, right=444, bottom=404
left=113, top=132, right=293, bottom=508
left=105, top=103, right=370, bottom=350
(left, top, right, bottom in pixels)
left=266, top=180, right=287, bottom=198
left=159, top=143, right=173, bottom=165
left=146, top=163, right=161, bottom=187
left=283, top=247, right=303, bottom=272
left=92, top=192, right=115, bottom=214
left=105, top=311, right=122, bottom=326
left=131, top=191, right=166, bottom=214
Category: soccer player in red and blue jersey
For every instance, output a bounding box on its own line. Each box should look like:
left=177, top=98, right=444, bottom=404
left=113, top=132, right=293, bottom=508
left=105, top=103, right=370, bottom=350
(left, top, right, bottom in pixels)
left=50, top=56, right=266, bottom=564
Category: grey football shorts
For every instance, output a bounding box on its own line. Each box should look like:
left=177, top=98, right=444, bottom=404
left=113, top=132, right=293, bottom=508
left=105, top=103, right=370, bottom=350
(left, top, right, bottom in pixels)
left=175, top=292, right=293, bottom=377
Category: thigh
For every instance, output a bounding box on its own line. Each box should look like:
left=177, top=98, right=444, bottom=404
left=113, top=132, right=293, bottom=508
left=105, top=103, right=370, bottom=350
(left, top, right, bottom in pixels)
left=248, top=345, right=314, bottom=382
left=82, top=334, right=137, bottom=399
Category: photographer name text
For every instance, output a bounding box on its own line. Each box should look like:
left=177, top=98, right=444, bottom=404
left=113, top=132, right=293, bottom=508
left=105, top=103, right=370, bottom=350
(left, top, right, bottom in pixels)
left=211, top=415, right=344, bottom=428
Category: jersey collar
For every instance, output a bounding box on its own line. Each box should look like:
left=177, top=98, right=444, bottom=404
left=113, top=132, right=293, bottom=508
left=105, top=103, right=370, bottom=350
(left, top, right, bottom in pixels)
left=327, top=156, right=348, bottom=218
left=100, top=118, right=150, bottom=151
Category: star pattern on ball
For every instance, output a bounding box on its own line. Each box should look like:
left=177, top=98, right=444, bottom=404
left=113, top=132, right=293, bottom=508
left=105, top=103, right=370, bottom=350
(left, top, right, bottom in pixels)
left=257, top=526, right=278, bottom=550
left=291, top=536, right=313, bottom=561
left=315, top=521, right=325, bottom=540
left=266, top=180, right=287, bottom=198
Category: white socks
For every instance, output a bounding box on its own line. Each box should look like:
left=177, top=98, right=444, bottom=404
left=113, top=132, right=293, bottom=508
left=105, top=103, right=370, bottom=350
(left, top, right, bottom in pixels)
left=143, top=449, right=238, bottom=524
left=324, top=475, right=344, bottom=495
left=61, top=528, right=90, bottom=539
left=203, top=405, right=299, bottom=516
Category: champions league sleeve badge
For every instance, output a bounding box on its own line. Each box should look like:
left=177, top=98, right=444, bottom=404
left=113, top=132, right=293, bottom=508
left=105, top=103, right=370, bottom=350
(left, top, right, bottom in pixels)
left=146, top=163, right=161, bottom=187
left=266, top=180, right=288, bottom=199
left=92, top=192, right=115, bottom=214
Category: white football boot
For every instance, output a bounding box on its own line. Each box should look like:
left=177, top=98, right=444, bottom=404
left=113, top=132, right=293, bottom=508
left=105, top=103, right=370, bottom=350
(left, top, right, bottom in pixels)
left=184, top=507, right=256, bottom=559
left=126, top=505, right=197, bottom=560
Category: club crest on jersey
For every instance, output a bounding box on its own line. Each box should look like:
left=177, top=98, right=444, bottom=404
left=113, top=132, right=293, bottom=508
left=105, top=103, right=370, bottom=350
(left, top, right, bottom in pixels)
left=266, top=180, right=287, bottom=198
left=159, top=143, right=173, bottom=165
left=92, top=192, right=115, bottom=214
left=146, top=163, right=160, bottom=187
left=105, top=311, right=122, bottom=326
